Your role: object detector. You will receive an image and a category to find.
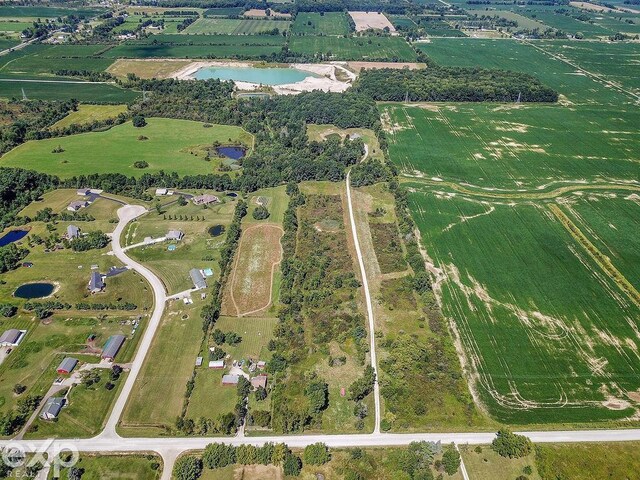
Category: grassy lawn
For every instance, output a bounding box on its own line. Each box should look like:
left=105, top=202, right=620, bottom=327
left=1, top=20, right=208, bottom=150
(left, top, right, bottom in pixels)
left=0, top=317, right=138, bottom=424
left=26, top=371, right=128, bottom=439
left=213, top=316, right=277, bottom=361
left=1, top=118, right=254, bottom=178
left=126, top=197, right=234, bottom=294
left=52, top=454, right=161, bottom=480
left=186, top=368, right=239, bottom=420
left=461, top=444, right=540, bottom=480
left=50, top=104, right=128, bottom=130
left=244, top=185, right=289, bottom=227
left=120, top=300, right=206, bottom=435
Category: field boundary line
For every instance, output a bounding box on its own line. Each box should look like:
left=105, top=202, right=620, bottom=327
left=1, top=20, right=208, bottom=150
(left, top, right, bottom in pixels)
left=549, top=204, right=640, bottom=309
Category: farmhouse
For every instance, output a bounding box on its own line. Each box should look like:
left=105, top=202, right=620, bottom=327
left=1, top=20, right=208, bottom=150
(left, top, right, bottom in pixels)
left=251, top=374, right=268, bottom=390
left=190, top=268, right=207, bottom=290
left=57, top=357, right=78, bottom=375
left=0, top=329, right=25, bottom=347
left=88, top=272, right=105, bottom=293
left=192, top=194, right=219, bottom=206
left=102, top=334, right=125, bottom=362
left=222, top=374, right=240, bottom=385
left=208, top=360, right=225, bottom=369
left=67, top=200, right=89, bottom=212
left=40, top=397, right=65, bottom=420
left=66, top=225, right=80, bottom=239
left=166, top=230, right=184, bottom=241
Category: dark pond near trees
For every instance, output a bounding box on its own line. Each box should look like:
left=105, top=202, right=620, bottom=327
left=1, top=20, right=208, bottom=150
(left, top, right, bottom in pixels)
left=0, top=229, right=28, bottom=247
left=216, top=146, right=246, bottom=160
left=14, top=282, right=55, bottom=299
left=227, top=192, right=238, bottom=198
left=208, top=225, right=225, bottom=237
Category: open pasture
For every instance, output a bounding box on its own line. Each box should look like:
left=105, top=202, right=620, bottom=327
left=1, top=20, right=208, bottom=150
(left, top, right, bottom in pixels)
left=289, top=35, right=416, bottom=61
left=221, top=223, right=283, bottom=316
left=416, top=38, right=637, bottom=105
left=404, top=189, right=640, bottom=423
left=106, top=58, right=191, bottom=79
left=381, top=103, right=639, bottom=192
left=184, top=18, right=289, bottom=35
left=1, top=118, right=253, bottom=178
left=53, top=455, right=161, bottom=480
left=50, top=104, right=128, bottom=130
left=291, top=12, right=352, bottom=35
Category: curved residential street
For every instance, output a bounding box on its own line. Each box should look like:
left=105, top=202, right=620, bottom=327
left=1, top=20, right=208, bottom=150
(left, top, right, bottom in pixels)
left=3, top=200, right=640, bottom=480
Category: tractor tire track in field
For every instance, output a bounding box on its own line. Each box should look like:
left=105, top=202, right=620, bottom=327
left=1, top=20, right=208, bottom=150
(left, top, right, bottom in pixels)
left=549, top=204, right=640, bottom=309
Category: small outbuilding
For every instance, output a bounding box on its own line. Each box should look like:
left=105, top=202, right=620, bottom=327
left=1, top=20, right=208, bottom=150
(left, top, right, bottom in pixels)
left=257, top=361, right=266, bottom=370
left=67, top=200, right=89, bottom=212
left=166, top=230, right=184, bottom=241
left=155, top=188, right=169, bottom=196
left=40, top=397, right=65, bottom=420
left=88, top=271, right=105, bottom=293
left=0, top=329, right=25, bottom=347
left=57, top=357, right=78, bottom=375
left=77, top=188, right=91, bottom=196
left=192, top=194, right=219, bottom=206
left=222, top=374, right=240, bottom=386
left=251, top=374, right=268, bottom=390
left=195, top=356, right=203, bottom=367
left=66, top=225, right=80, bottom=239
left=208, top=359, right=225, bottom=369
left=101, top=334, right=125, bottom=361
left=189, top=268, right=207, bottom=290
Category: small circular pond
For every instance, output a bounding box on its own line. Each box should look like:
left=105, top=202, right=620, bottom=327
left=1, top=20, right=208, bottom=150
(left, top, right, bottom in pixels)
left=0, top=229, right=28, bottom=247
left=227, top=192, right=238, bottom=198
left=216, top=146, right=246, bottom=160
left=14, top=282, right=55, bottom=299
left=208, top=225, right=225, bottom=237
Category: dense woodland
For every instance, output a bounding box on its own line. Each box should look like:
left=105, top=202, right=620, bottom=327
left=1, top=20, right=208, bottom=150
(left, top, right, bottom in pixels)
left=355, top=67, right=559, bottom=103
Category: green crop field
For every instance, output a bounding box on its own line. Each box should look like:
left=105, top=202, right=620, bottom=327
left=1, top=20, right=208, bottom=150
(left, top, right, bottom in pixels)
left=467, top=9, right=549, bottom=30
left=382, top=34, right=640, bottom=425
left=0, top=6, right=105, bottom=18
left=105, top=34, right=285, bottom=59
left=291, top=12, right=352, bottom=35
left=381, top=103, right=638, bottom=191
left=289, top=35, right=417, bottom=61
left=1, top=118, right=253, bottom=178
left=416, top=38, right=638, bottom=105
left=184, top=18, right=289, bottom=34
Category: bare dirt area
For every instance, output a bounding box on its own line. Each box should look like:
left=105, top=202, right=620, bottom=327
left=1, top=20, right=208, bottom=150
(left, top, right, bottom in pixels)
left=243, top=9, right=291, bottom=19
left=346, top=61, right=423, bottom=73
left=348, top=11, right=396, bottom=32
left=221, top=224, right=283, bottom=317
left=107, top=58, right=193, bottom=79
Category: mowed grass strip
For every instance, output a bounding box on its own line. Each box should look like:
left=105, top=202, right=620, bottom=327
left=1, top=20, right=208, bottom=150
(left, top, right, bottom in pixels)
left=50, top=104, right=128, bottom=129
left=222, top=224, right=283, bottom=316
left=54, top=454, right=162, bottom=480
left=1, top=118, right=253, bottom=178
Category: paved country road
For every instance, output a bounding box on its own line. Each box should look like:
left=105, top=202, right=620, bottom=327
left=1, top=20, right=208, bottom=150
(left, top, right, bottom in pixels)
left=4, top=201, right=640, bottom=480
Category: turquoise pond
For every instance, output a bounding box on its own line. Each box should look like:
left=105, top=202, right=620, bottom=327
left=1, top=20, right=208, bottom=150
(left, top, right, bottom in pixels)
left=193, top=66, right=318, bottom=85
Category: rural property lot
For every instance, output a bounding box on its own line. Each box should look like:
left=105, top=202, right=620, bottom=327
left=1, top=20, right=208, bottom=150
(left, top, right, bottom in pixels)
left=289, top=35, right=416, bottom=61
left=1, top=118, right=253, bottom=178
left=184, top=18, right=290, bottom=35
left=291, top=12, right=352, bottom=36
left=222, top=223, right=283, bottom=316
left=348, top=11, right=396, bottom=32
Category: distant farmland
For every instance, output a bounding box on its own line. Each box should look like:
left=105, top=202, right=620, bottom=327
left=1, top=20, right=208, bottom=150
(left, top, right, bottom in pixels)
left=383, top=96, right=640, bottom=423
left=289, top=35, right=417, bottom=61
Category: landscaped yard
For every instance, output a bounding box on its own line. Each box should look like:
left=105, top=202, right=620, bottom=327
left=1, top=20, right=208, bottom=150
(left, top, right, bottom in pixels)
left=1, top=118, right=254, bottom=178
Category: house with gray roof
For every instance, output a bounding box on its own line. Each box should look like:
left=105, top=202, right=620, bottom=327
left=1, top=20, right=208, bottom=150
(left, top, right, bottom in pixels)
left=66, top=225, right=80, bottom=239
left=67, top=200, right=89, bottom=212
left=0, top=329, right=25, bottom=347
left=189, top=268, right=207, bottom=290
left=40, top=397, right=65, bottom=420
left=166, top=230, right=184, bottom=241
left=222, top=374, right=240, bottom=386
left=101, top=334, right=125, bottom=361
left=192, top=194, right=219, bottom=206
left=88, top=271, right=105, bottom=293
left=57, top=357, right=78, bottom=375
